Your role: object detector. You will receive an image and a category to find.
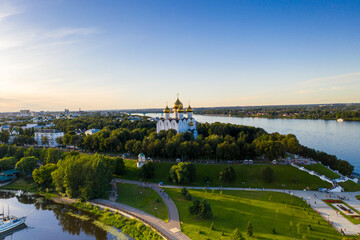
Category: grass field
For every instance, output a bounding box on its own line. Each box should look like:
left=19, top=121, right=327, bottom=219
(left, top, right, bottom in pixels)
left=0, top=178, right=38, bottom=192
left=116, top=182, right=168, bottom=222
left=339, top=180, right=360, bottom=192
left=303, top=164, right=340, bottom=179
left=120, top=160, right=332, bottom=190
left=165, top=188, right=345, bottom=240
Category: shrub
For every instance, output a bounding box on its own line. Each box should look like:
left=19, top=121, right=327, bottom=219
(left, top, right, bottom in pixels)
left=246, top=221, right=253, bottom=236
left=189, top=199, right=213, bottom=219
left=262, top=166, right=274, bottom=183
left=169, top=162, right=196, bottom=184
left=219, top=166, right=236, bottom=183
left=139, top=162, right=155, bottom=179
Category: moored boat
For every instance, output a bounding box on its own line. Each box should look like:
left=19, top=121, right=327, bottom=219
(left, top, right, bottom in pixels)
left=0, top=208, right=32, bottom=234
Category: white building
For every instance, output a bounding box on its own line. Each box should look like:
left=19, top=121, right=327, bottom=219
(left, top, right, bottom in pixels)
left=156, top=96, right=198, bottom=138
left=34, top=129, right=64, bottom=147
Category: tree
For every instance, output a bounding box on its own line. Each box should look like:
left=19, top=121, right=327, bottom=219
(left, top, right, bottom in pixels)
left=41, top=136, right=49, bottom=146
left=219, top=166, right=236, bottom=183
left=189, top=199, right=213, bottom=219
left=231, top=228, right=245, bottom=240
left=262, top=166, right=274, bottom=183
left=169, top=162, right=196, bottom=184
left=0, top=131, right=10, bottom=144
left=32, top=163, right=57, bottom=188
left=247, top=221, right=253, bottom=237
left=139, top=161, right=155, bottom=179
left=0, top=157, right=17, bottom=171
left=15, top=156, right=38, bottom=173
left=56, top=137, right=63, bottom=147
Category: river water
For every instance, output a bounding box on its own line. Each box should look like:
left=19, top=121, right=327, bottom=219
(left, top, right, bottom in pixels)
left=0, top=190, right=131, bottom=240
left=144, top=113, right=360, bottom=172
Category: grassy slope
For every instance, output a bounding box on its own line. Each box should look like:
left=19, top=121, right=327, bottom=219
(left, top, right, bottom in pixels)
left=339, top=180, right=360, bottom=192
left=303, top=164, right=340, bottom=179
left=1, top=178, right=38, bottom=192
left=120, top=160, right=332, bottom=190
left=166, top=188, right=345, bottom=240
left=116, top=182, right=168, bottom=222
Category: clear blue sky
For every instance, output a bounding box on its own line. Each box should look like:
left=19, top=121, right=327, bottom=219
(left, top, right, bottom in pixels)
left=0, top=0, right=359, bottom=111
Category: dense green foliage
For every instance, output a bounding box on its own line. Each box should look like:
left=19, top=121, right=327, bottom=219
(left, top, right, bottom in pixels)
left=32, top=163, right=57, bottom=188
left=139, top=162, right=155, bottom=179
left=52, top=154, right=113, bottom=200
left=15, top=156, right=38, bottom=173
left=299, top=146, right=354, bottom=176
left=73, top=201, right=162, bottom=240
left=196, top=103, right=360, bottom=121
left=219, top=166, right=236, bottom=183
left=189, top=199, right=213, bottom=219
left=0, top=157, right=17, bottom=171
left=169, top=162, right=196, bottom=184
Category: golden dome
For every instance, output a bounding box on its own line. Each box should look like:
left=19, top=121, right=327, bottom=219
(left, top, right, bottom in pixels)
left=173, top=97, right=182, bottom=109
left=186, top=104, right=193, bottom=112
left=163, top=105, right=171, bottom=113
left=178, top=104, right=184, bottom=113
left=189, top=122, right=194, bottom=126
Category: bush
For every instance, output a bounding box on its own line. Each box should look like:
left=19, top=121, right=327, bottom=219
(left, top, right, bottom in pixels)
left=219, top=166, right=236, bottom=183
left=231, top=228, right=245, bottom=240
left=189, top=199, right=213, bottom=219
left=185, top=192, right=193, bottom=201
left=246, top=221, right=253, bottom=237
left=262, top=166, right=274, bottom=183
left=181, top=187, right=188, bottom=196
left=139, top=162, right=155, bottom=179
left=169, top=162, right=196, bottom=184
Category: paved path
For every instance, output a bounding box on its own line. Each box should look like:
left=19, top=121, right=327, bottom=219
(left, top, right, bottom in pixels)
left=95, top=179, right=190, bottom=240
left=114, top=179, right=181, bottom=231
left=91, top=199, right=190, bottom=240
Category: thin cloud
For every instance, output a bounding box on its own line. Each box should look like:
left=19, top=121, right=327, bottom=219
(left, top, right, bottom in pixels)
left=300, top=72, right=360, bottom=86
left=44, top=27, right=97, bottom=39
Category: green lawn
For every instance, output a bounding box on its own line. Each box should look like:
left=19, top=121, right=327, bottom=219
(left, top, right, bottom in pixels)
left=119, top=160, right=332, bottom=190
left=165, top=188, right=346, bottom=240
left=339, top=180, right=360, bottom=192
left=0, top=178, right=38, bottom=192
left=303, top=164, right=340, bottom=179
left=116, top=182, right=168, bottom=222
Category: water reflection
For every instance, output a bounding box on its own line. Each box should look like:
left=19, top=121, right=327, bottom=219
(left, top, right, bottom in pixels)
left=0, top=190, right=131, bottom=240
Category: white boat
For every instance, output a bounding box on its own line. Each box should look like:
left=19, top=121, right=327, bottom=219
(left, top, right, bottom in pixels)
left=0, top=208, right=32, bottom=234
left=337, top=118, right=344, bottom=122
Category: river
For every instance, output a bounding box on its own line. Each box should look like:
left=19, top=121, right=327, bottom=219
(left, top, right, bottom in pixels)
left=143, top=113, right=360, bottom=172
left=0, top=190, right=131, bottom=240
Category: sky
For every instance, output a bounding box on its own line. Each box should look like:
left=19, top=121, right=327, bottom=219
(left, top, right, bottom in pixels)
left=0, top=0, right=359, bottom=112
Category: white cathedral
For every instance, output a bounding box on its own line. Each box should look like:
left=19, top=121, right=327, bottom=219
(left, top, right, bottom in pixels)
left=156, top=96, right=198, bottom=138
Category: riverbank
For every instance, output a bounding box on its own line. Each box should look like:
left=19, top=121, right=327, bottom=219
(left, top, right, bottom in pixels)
left=0, top=179, right=164, bottom=240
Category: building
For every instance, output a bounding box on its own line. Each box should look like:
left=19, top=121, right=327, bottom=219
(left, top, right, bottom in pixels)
left=137, top=153, right=146, bottom=168
left=34, top=129, right=64, bottom=147
left=85, top=129, right=100, bottom=135
left=0, top=169, right=19, bottom=183
left=156, top=96, right=198, bottom=138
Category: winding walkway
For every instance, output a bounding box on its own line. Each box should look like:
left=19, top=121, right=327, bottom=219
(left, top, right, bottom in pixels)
left=92, top=179, right=190, bottom=240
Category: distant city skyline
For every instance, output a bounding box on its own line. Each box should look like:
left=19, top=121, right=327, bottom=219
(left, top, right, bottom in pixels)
left=0, top=0, right=359, bottom=112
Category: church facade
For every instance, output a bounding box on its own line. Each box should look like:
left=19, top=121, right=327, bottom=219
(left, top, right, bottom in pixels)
left=156, top=96, right=198, bottom=138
